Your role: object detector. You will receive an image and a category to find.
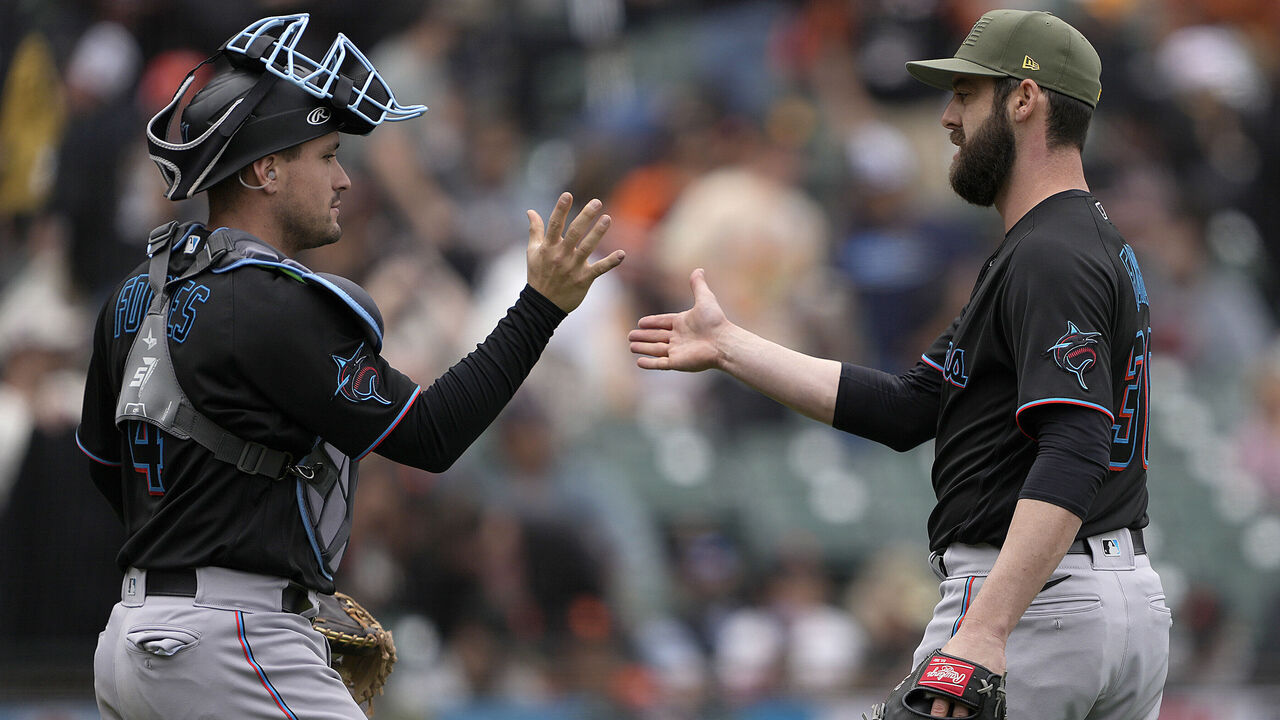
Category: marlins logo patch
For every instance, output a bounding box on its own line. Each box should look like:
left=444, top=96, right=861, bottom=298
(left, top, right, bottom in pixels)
left=1045, top=321, right=1102, bottom=390
left=332, top=343, right=392, bottom=405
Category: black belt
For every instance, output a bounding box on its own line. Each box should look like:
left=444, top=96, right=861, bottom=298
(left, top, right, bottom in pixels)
left=1066, top=529, right=1145, bottom=556
left=146, top=569, right=314, bottom=615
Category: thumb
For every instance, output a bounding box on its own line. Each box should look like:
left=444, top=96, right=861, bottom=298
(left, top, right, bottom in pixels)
left=527, top=209, right=544, bottom=244
left=689, top=267, right=716, bottom=305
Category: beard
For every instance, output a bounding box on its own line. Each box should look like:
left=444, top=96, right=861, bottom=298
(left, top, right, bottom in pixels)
left=948, top=104, right=1016, bottom=207
left=279, top=195, right=342, bottom=252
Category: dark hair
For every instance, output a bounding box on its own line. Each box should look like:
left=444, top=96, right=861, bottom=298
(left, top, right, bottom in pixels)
left=993, top=76, right=1092, bottom=151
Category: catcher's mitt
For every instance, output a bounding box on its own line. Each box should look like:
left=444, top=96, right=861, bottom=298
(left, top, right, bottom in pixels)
left=865, top=650, right=1006, bottom=719
left=311, top=591, right=398, bottom=716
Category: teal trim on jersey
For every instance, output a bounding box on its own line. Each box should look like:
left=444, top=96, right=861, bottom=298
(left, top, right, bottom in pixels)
left=1014, top=397, right=1116, bottom=440
left=212, top=259, right=383, bottom=349
left=357, top=385, right=421, bottom=460
left=76, top=429, right=122, bottom=466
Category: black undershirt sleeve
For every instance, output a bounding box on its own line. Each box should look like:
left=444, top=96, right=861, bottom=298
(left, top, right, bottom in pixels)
left=831, top=361, right=942, bottom=452
left=375, top=285, right=566, bottom=472
left=1017, top=403, right=1112, bottom=520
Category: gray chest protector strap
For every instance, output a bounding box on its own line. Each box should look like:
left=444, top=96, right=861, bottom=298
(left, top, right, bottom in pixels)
left=114, top=222, right=295, bottom=478
left=112, top=222, right=385, bottom=477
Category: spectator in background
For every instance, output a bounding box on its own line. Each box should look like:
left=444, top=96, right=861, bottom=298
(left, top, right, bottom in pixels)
left=0, top=239, right=121, bottom=693
left=714, top=539, right=865, bottom=713
left=836, top=119, right=983, bottom=370
left=52, top=20, right=143, bottom=300
left=651, top=118, right=848, bottom=432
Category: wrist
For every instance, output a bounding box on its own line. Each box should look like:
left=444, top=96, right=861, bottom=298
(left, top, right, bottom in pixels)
left=713, top=321, right=746, bottom=373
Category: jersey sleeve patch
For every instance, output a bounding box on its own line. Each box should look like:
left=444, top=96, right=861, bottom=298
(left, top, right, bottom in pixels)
left=1044, top=321, right=1102, bottom=390
left=332, top=343, right=393, bottom=405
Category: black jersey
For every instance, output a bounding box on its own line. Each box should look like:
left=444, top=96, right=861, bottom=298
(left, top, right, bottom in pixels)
left=916, top=190, right=1151, bottom=548
left=78, top=224, right=564, bottom=592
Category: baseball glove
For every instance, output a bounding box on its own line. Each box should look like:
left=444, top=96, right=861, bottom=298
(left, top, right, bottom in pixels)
left=864, top=650, right=1006, bottom=719
left=311, top=592, right=398, bottom=716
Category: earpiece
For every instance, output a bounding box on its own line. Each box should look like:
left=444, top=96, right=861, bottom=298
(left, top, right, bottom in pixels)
left=267, top=170, right=276, bottom=179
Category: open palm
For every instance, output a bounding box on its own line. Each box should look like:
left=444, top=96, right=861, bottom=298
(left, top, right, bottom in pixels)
left=629, top=268, right=728, bottom=373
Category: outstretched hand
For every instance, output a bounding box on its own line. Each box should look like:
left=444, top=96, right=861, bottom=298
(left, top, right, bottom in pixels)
left=526, top=192, right=625, bottom=312
left=629, top=268, right=729, bottom=373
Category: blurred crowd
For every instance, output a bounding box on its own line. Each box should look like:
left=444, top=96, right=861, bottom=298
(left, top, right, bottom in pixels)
left=3, top=0, right=1280, bottom=717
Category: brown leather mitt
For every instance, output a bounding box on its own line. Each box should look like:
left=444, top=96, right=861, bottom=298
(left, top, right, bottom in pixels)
left=312, top=591, right=398, bottom=716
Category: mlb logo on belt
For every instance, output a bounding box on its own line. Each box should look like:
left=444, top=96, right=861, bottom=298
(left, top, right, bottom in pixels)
left=918, top=656, right=975, bottom=697
left=1102, top=538, right=1121, bottom=557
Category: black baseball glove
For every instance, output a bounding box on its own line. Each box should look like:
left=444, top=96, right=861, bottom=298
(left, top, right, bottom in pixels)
left=311, top=592, right=398, bottom=716
left=865, top=649, right=1006, bottom=719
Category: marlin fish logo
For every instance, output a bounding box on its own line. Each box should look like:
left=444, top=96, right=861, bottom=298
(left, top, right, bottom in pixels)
left=1046, top=321, right=1102, bottom=390
left=332, top=343, right=392, bottom=405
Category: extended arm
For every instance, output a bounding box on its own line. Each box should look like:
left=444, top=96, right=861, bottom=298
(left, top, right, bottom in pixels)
left=629, top=269, right=939, bottom=444
left=629, top=268, right=841, bottom=423
left=375, top=193, right=624, bottom=471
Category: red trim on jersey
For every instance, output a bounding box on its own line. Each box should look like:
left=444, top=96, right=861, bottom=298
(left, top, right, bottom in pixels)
left=356, top=385, right=421, bottom=460
left=1014, top=398, right=1115, bottom=439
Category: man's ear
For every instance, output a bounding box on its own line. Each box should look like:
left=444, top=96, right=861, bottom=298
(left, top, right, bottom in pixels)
left=250, top=156, right=278, bottom=192
left=1012, top=78, right=1041, bottom=123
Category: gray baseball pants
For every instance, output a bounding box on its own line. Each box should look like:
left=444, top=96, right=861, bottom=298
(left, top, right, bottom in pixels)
left=95, top=567, right=365, bottom=719
left=913, top=528, right=1171, bottom=720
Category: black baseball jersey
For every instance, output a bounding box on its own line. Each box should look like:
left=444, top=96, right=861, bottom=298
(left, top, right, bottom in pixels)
left=78, top=223, right=564, bottom=592
left=832, top=190, right=1151, bottom=550
left=918, top=190, right=1150, bottom=548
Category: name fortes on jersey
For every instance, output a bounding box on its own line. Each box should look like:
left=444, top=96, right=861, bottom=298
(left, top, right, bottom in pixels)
left=114, top=273, right=211, bottom=343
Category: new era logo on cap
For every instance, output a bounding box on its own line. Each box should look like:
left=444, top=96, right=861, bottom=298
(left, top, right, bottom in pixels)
left=918, top=656, right=975, bottom=697
left=1022, top=55, right=1039, bottom=71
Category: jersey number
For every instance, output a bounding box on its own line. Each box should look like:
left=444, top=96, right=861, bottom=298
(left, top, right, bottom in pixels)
left=1110, top=328, right=1150, bottom=471
left=129, top=421, right=166, bottom=496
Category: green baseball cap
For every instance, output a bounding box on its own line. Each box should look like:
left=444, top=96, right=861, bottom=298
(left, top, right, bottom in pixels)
left=906, top=9, right=1102, bottom=107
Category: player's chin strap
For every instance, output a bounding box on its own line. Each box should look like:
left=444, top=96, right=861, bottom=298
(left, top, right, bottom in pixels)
left=114, top=221, right=295, bottom=479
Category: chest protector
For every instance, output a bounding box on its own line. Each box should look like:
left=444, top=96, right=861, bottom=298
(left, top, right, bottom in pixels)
left=114, top=221, right=385, bottom=579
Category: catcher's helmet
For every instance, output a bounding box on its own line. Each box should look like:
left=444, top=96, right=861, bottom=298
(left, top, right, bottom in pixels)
left=146, top=13, right=426, bottom=200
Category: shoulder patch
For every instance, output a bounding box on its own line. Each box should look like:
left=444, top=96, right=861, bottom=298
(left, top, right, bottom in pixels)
left=332, top=343, right=392, bottom=405
left=1045, top=321, right=1101, bottom=390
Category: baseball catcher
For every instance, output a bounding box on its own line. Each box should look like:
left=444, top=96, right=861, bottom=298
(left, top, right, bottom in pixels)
left=80, top=12, right=622, bottom=720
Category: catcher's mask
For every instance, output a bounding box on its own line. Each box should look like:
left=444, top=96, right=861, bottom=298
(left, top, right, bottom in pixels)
left=146, top=13, right=426, bottom=200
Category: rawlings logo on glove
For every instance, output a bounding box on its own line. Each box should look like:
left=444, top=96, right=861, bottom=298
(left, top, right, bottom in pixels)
left=918, top=656, right=976, bottom=695
left=864, top=649, right=1006, bottom=719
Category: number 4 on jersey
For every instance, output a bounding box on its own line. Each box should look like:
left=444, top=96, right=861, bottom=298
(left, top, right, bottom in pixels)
left=129, top=420, right=166, bottom=495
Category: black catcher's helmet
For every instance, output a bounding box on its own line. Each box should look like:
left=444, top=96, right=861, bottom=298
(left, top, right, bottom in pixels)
left=146, top=14, right=426, bottom=200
